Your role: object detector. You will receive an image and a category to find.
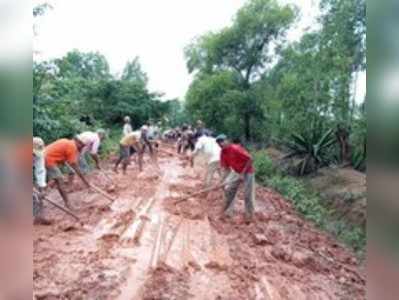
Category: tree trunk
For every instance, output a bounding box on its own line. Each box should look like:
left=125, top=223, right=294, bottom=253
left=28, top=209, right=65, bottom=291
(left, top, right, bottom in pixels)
left=244, top=113, right=251, bottom=142
left=336, top=125, right=351, bottom=164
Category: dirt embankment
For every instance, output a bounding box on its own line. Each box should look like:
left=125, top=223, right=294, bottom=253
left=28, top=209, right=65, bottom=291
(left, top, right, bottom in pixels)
left=34, top=145, right=365, bottom=299
left=266, top=147, right=367, bottom=228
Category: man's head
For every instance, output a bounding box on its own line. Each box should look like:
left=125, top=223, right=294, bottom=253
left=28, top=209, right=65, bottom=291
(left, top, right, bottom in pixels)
left=96, top=129, right=106, bottom=141
left=141, top=124, right=149, bottom=133
left=124, top=116, right=131, bottom=124
left=73, top=136, right=85, bottom=152
left=215, top=134, right=228, bottom=148
left=232, top=137, right=242, bottom=145
left=33, top=137, right=45, bottom=156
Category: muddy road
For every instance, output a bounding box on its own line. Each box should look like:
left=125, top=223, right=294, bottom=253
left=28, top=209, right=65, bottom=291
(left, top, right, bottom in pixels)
left=34, top=145, right=366, bottom=299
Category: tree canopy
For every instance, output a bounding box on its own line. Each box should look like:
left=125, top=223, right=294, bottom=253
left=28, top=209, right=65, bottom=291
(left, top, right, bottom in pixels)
left=185, top=0, right=297, bottom=141
left=33, top=50, right=179, bottom=142
left=184, top=0, right=366, bottom=159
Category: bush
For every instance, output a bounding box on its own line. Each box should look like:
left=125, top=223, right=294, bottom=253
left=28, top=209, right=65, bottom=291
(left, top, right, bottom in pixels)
left=98, top=128, right=121, bottom=159
left=253, top=151, right=277, bottom=183
left=33, top=105, right=89, bottom=143
left=326, top=221, right=366, bottom=253
left=285, top=127, right=337, bottom=175
left=267, top=175, right=327, bottom=227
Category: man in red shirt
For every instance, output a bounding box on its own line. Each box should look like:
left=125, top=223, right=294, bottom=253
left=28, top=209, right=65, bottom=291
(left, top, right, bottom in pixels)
left=45, top=137, right=90, bottom=209
left=216, top=134, right=255, bottom=221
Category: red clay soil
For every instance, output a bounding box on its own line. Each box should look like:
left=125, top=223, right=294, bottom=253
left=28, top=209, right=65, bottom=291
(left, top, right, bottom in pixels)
left=33, top=147, right=365, bottom=299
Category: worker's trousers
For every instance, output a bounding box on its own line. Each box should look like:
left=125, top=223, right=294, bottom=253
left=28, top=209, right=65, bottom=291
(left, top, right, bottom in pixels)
left=79, top=152, right=91, bottom=174
left=224, top=171, right=255, bottom=216
left=33, top=192, right=43, bottom=217
left=205, top=161, right=221, bottom=188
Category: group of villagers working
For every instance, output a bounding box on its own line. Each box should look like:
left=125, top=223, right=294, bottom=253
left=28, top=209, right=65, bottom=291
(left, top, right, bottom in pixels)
left=32, top=129, right=106, bottom=224
left=32, top=117, right=256, bottom=225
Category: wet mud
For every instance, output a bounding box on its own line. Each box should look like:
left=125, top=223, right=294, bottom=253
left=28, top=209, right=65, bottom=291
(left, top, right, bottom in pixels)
left=34, top=149, right=365, bottom=299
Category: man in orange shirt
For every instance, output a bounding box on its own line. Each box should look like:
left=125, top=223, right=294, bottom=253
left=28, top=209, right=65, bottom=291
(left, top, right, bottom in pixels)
left=45, top=137, right=90, bottom=209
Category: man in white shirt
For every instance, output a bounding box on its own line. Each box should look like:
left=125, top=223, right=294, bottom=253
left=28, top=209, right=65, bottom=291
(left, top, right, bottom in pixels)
left=33, top=137, right=51, bottom=225
left=77, top=129, right=106, bottom=172
left=148, top=122, right=161, bottom=141
left=33, top=137, right=46, bottom=191
left=190, top=135, right=222, bottom=187
left=123, top=116, right=133, bottom=137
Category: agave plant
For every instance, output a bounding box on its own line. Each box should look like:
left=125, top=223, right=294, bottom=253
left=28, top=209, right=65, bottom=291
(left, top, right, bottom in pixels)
left=285, top=128, right=337, bottom=176
left=351, top=146, right=366, bottom=172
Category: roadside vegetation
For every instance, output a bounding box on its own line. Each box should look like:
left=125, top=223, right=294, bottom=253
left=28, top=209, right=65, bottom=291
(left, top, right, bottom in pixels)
left=253, top=151, right=366, bottom=258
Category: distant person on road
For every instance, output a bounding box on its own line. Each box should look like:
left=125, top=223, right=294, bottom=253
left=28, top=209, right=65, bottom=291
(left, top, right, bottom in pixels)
left=140, top=123, right=154, bottom=156
left=194, top=119, right=213, bottom=139
left=147, top=120, right=161, bottom=141
left=44, top=137, right=91, bottom=210
left=76, top=129, right=106, bottom=172
left=216, top=134, right=255, bottom=221
left=141, top=123, right=160, bottom=168
left=177, top=125, right=195, bottom=154
left=194, top=119, right=205, bottom=138
left=190, top=135, right=221, bottom=188
left=114, top=131, right=143, bottom=174
left=122, top=116, right=139, bottom=164
left=123, top=116, right=133, bottom=136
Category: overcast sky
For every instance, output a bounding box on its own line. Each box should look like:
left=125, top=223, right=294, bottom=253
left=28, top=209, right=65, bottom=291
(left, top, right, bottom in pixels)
left=34, top=0, right=365, bottom=101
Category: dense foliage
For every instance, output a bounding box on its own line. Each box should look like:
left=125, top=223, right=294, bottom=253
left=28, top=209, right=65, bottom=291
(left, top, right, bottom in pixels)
left=185, top=0, right=366, bottom=170
left=33, top=51, right=180, bottom=143
left=185, top=0, right=297, bottom=141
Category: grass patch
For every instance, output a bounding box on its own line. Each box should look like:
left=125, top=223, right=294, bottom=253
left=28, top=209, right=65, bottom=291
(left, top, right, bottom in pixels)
left=99, top=127, right=121, bottom=159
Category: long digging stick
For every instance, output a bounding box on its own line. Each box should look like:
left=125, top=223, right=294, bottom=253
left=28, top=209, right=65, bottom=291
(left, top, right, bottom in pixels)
left=43, top=196, right=82, bottom=222
left=90, top=184, right=116, bottom=202
left=37, top=193, right=82, bottom=223
left=64, top=163, right=116, bottom=202
left=174, top=159, right=252, bottom=205
left=174, top=178, right=240, bottom=205
left=158, top=148, right=179, bottom=157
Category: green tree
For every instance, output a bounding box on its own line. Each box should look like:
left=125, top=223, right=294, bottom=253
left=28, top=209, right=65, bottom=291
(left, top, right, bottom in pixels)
left=185, top=0, right=297, bottom=141
left=33, top=49, right=178, bottom=142
left=121, top=57, right=148, bottom=86
left=54, top=50, right=111, bottom=80
left=319, top=0, right=366, bottom=124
